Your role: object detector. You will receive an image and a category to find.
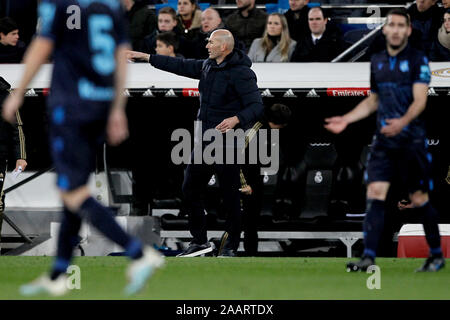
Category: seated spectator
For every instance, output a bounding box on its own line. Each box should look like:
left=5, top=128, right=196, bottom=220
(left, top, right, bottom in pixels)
left=225, top=0, right=267, bottom=52
left=124, top=0, right=157, bottom=51
left=0, top=0, right=37, bottom=46
left=0, top=17, right=26, bottom=63
left=177, top=0, right=202, bottom=39
left=291, top=7, right=347, bottom=62
left=191, top=8, right=225, bottom=59
left=430, top=9, right=450, bottom=61
left=443, top=0, right=450, bottom=9
left=284, top=0, right=310, bottom=42
left=155, top=32, right=184, bottom=58
left=248, top=13, right=296, bottom=62
left=407, top=0, right=442, bottom=55
left=142, top=7, right=190, bottom=57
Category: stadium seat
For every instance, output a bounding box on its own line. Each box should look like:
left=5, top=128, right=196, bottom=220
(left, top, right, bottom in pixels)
left=299, top=143, right=337, bottom=219
left=155, top=3, right=177, bottom=14
left=343, top=28, right=372, bottom=44
left=308, top=2, right=321, bottom=8
left=199, top=3, right=211, bottom=10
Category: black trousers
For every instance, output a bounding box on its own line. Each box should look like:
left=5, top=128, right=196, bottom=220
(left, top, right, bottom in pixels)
left=241, top=165, right=263, bottom=256
left=182, top=159, right=242, bottom=250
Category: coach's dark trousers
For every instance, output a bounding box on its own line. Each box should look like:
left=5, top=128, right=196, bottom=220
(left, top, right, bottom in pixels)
left=182, top=158, right=242, bottom=250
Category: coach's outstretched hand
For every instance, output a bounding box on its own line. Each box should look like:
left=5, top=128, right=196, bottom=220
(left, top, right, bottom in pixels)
left=125, top=50, right=150, bottom=63
left=107, top=108, right=129, bottom=146
left=324, top=116, right=348, bottom=134
left=2, top=91, right=23, bottom=124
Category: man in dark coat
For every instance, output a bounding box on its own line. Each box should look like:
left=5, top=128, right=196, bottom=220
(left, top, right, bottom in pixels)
left=0, top=77, right=27, bottom=248
left=291, top=6, right=348, bottom=62
left=225, top=0, right=267, bottom=52
left=124, top=0, right=157, bottom=51
left=127, top=30, right=264, bottom=257
left=284, top=0, right=310, bottom=42
left=407, top=0, right=443, bottom=55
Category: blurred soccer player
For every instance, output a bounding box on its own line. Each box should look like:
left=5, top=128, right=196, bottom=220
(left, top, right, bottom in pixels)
left=2, top=0, right=164, bottom=296
left=325, top=8, right=445, bottom=272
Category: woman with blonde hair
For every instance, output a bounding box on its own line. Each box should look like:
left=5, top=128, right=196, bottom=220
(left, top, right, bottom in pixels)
left=247, top=13, right=296, bottom=62
left=177, top=0, right=202, bottom=39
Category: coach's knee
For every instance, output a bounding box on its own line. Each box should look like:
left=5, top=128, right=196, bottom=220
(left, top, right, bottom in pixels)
left=410, top=191, right=429, bottom=207
left=366, top=182, right=389, bottom=201
left=60, top=186, right=90, bottom=212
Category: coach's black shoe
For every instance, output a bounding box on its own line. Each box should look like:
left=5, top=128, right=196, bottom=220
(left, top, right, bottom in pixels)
left=415, top=255, right=445, bottom=272
left=218, top=248, right=237, bottom=258
left=176, top=242, right=213, bottom=257
left=346, top=256, right=375, bottom=272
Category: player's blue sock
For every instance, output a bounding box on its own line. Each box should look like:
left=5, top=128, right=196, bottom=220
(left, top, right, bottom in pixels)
left=362, top=199, right=385, bottom=259
left=79, top=197, right=143, bottom=259
left=50, top=207, right=82, bottom=280
left=417, top=201, right=442, bottom=257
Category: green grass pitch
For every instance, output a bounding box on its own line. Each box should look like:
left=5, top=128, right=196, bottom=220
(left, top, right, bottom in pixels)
left=0, top=256, right=448, bottom=300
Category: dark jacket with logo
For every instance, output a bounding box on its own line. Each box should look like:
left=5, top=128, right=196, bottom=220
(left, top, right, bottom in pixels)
left=149, top=49, right=264, bottom=131
left=225, top=7, right=267, bottom=52
left=0, top=77, right=26, bottom=160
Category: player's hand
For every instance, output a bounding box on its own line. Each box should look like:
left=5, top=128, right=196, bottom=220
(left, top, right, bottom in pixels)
left=125, top=50, right=150, bottom=62
left=2, top=92, right=23, bottom=124
left=15, top=159, right=27, bottom=172
left=107, top=108, right=129, bottom=146
left=324, top=116, right=348, bottom=134
left=239, top=185, right=253, bottom=195
left=380, top=118, right=407, bottom=137
left=216, top=116, right=239, bottom=133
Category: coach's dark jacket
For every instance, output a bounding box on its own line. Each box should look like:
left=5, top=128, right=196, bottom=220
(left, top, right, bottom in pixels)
left=149, top=49, right=264, bottom=131
left=0, top=77, right=26, bottom=160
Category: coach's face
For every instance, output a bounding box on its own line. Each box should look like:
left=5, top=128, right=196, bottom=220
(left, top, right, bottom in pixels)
left=383, top=14, right=411, bottom=49
left=206, top=33, right=225, bottom=60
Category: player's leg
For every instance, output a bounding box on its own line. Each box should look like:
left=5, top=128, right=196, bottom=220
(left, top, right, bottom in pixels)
left=347, top=181, right=390, bottom=272
left=62, top=186, right=165, bottom=294
left=404, top=142, right=445, bottom=272
left=410, top=191, right=445, bottom=271
left=178, top=161, right=214, bottom=257
left=347, top=142, right=393, bottom=272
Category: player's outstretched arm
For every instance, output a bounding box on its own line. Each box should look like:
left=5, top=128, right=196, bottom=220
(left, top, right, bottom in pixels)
left=324, top=93, right=379, bottom=134
left=108, top=44, right=131, bottom=146
left=2, top=38, right=53, bottom=123
left=381, top=83, right=428, bottom=137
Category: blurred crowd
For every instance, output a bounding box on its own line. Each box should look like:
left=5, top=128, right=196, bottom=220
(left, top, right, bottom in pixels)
left=1, top=0, right=449, bottom=64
